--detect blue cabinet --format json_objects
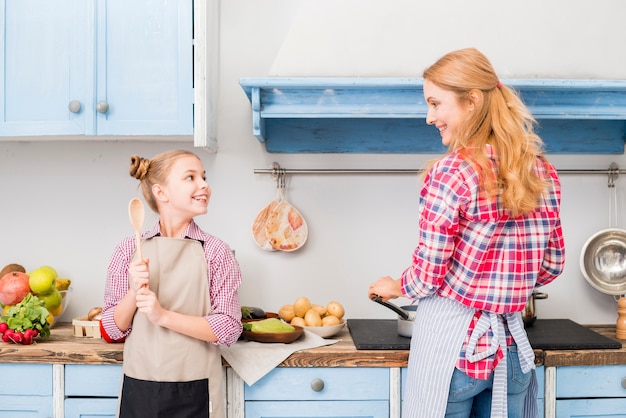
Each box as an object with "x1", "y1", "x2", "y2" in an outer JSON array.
[
  {"x1": 555, "y1": 365, "x2": 626, "y2": 417},
  {"x1": 0, "y1": 364, "x2": 53, "y2": 417},
  {"x1": 0, "y1": 0, "x2": 192, "y2": 137},
  {"x1": 64, "y1": 364, "x2": 122, "y2": 418},
  {"x1": 401, "y1": 366, "x2": 544, "y2": 417},
  {"x1": 245, "y1": 367, "x2": 390, "y2": 418}
]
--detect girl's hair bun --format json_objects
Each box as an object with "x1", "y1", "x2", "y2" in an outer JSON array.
[{"x1": 129, "y1": 155, "x2": 150, "y2": 180}]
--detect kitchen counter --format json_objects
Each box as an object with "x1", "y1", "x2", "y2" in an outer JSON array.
[{"x1": 0, "y1": 323, "x2": 624, "y2": 367}]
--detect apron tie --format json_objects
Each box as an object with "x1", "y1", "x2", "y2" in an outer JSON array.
[{"x1": 465, "y1": 311, "x2": 536, "y2": 418}]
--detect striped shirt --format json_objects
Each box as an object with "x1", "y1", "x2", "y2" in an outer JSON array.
[
  {"x1": 401, "y1": 145, "x2": 565, "y2": 379},
  {"x1": 100, "y1": 220, "x2": 242, "y2": 346}
]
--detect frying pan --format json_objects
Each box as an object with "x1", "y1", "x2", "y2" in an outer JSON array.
[{"x1": 371, "y1": 295, "x2": 416, "y2": 337}]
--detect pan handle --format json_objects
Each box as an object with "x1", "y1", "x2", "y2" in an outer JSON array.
[{"x1": 370, "y1": 294, "x2": 409, "y2": 320}]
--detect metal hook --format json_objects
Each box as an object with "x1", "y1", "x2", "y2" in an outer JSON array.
[
  {"x1": 270, "y1": 162, "x2": 281, "y2": 182},
  {"x1": 608, "y1": 162, "x2": 619, "y2": 188}
]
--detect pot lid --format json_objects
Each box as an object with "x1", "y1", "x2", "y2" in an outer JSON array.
[{"x1": 580, "y1": 228, "x2": 626, "y2": 295}]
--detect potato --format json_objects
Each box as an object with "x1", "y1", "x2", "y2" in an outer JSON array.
[
  {"x1": 293, "y1": 296, "x2": 312, "y2": 318},
  {"x1": 278, "y1": 304, "x2": 295, "y2": 322},
  {"x1": 311, "y1": 304, "x2": 326, "y2": 317},
  {"x1": 304, "y1": 308, "x2": 322, "y2": 327},
  {"x1": 326, "y1": 301, "x2": 345, "y2": 320},
  {"x1": 322, "y1": 315, "x2": 341, "y2": 327},
  {"x1": 290, "y1": 316, "x2": 306, "y2": 327}
]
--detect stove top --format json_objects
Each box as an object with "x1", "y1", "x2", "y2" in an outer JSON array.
[{"x1": 348, "y1": 318, "x2": 622, "y2": 351}]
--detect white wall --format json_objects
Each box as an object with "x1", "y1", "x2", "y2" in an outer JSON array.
[{"x1": 2, "y1": 0, "x2": 626, "y2": 326}]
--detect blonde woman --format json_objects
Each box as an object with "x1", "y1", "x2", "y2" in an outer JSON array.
[{"x1": 369, "y1": 48, "x2": 565, "y2": 418}]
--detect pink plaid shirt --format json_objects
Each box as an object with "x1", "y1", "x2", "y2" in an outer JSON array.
[
  {"x1": 101, "y1": 220, "x2": 242, "y2": 346},
  {"x1": 401, "y1": 145, "x2": 565, "y2": 379}
]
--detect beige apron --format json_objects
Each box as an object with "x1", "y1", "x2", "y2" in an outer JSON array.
[{"x1": 121, "y1": 237, "x2": 224, "y2": 418}]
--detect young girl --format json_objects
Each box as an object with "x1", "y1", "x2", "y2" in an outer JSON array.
[
  {"x1": 368, "y1": 48, "x2": 565, "y2": 418},
  {"x1": 100, "y1": 149, "x2": 242, "y2": 418}
]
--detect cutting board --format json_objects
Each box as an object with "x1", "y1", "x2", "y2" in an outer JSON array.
[
  {"x1": 348, "y1": 319, "x2": 411, "y2": 350},
  {"x1": 348, "y1": 318, "x2": 622, "y2": 351},
  {"x1": 525, "y1": 319, "x2": 622, "y2": 350}
]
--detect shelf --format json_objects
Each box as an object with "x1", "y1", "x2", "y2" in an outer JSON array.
[{"x1": 240, "y1": 78, "x2": 626, "y2": 154}]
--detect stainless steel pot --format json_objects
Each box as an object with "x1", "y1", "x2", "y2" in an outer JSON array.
[
  {"x1": 523, "y1": 291, "x2": 547, "y2": 327},
  {"x1": 371, "y1": 295, "x2": 417, "y2": 337}
]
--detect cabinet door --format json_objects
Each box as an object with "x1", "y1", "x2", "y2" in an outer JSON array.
[
  {"x1": 94, "y1": 0, "x2": 193, "y2": 136},
  {"x1": 65, "y1": 364, "x2": 123, "y2": 397},
  {"x1": 0, "y1": 0, "x2": 92, "y2": 136},
  {"x1": 556, "y1": 398, "x2": 626, "y2": 417},
  {"x1": 246, "y1": 400, "x2": 389, "y2": 418},
  {"x1": 65, "y1": 398, "x2": 118, "y2": 418},
  {"x1": 0, "y1": 364, "x2": 53, "y2": 417},
  {"x1": 0, "y1": 397, "x2": 53, "y2": 418}
]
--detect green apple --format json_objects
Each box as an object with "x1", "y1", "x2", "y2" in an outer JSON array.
[
  {"x1": 29, "y1": 267, "x2": 57, "y2": 294},
  {"x1": 39, "y1": 289, "x2": 62, "y2": 311}
]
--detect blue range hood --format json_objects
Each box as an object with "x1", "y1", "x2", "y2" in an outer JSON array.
[{"x1": 240, "y1": 78, "x2": 626, "y2": 154}]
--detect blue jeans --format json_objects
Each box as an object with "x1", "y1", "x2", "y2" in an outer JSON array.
[{"x1": 445, "y1": 345, "x2": 532, "y2": 418}]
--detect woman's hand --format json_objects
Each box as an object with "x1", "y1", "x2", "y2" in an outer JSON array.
[
  {"x1": 135, "y1": 286, "x2": 165, "y2": 324},
  {"x1": 128, "y1": 257, "x2": 150, "y2": 294},
  {"x1": 368, "y1": 276, "x2": 403, "y2": 301}
]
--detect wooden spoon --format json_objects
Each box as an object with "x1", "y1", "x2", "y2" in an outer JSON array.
[{"x1": 128, "y1": 198, "x2": 145, "y2": 260}]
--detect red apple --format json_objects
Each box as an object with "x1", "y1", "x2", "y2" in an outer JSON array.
[{"x1": 0, "y1": 271, "x2": 31, "y2": 305}]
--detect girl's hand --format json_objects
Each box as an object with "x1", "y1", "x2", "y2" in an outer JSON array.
[
  {"x1": 135, "y1": 286, "x2": 165, "y2": 324},
  {"x1": 128, "y1": 257, "x2": 150, "y2": 294},
  {"x1": 368, "y1": 276, "x2": 402, "y2": 301}
]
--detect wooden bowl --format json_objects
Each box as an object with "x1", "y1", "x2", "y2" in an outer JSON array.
[
  {"x1": 241, "y1": 325, "x2": 304, "y2": 344},
  {"x1": 241, "y1": 312, "x2": 278, "y2": 323}
]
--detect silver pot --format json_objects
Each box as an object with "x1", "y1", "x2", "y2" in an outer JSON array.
[
  {"x1": 371, "y1": 296, "x2": 417, "y2": 337},
  {"x1": 523, "y1": 291, "x2": 547, "y2": 327}
]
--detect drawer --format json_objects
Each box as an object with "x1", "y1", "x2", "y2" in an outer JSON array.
[
  {"x1": 556, "y1": 365, "x2": 626, "y2": 398},
  {"x1": 245, "y1": 400, "x2": 390, "y2": 418},
  {"x1": 557, "y1": 398, "x2": 626, "y2": 417},
  {"x1": 0, "y1": 364, "x2": 52, "y2": 395},
  {"x1": 65, "y1": 364, "x2": 123, "y2": 397},
  {"x1": 65, "y1": 398, "x2": 119, "y2": 418},
  {"x1": 245, "y1": 368, "x2": 389, "y2": 401},
  {"x1": 401, "y1": 366, "x2": 544, "y2": 399}
]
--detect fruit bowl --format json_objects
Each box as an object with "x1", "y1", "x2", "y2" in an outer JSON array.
[
  {"x1": 242, "y1": 325, "x2": 304, "y2": 343},
  {"x1": 1, "y1": 288, "x2": 73, "y2": 328},
  {"x1": 303, "y1": 321, "x2": 346, "y2": 338},
  {"x1": 48, "y1": 288, "x2": 73, "y2": 327}
]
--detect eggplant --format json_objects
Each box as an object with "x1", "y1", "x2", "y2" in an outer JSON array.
[{"x1": 241, "y1": 306, "x2": 266, "y2": 319}]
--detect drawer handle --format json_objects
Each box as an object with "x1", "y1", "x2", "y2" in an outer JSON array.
[
  {"x1": 68, "y1": 100, "x2": 81, "y2": 113},
  {"x1": 310, "y1": 378, "x2": 325, "y2": 392},
  {"x1": 96, "y1": 100, "x2": 109, "y2": 114},
  {"x1": 622, "y1": 377, "x2": 626, "y2": 389}
]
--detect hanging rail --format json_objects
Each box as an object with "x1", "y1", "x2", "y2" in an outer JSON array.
[{"x1": 255, "y1": 162, "x2": 624, "y2": 178}]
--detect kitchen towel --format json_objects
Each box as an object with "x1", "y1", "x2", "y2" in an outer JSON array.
[{"x1": 219, "y1": 331, "x2": 339, "y2": 386}]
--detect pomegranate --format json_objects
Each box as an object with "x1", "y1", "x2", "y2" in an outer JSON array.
[{"x1": 0, "y1": 271, "x2": 31, "y2": 305}]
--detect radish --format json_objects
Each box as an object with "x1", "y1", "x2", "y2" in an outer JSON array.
[
  {"x1": 11, "y1": 331, "x2": 23, "y2": 344},
  {"x1": 2, "y1": 330, "x2": 13, "y2": 342},
  {"x1": 0, "y1": 322, "x2": 8, "y2": 334}
]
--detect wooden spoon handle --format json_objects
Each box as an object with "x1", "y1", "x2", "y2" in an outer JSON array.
[{"x1": 135, "y1": 231, "x2": 142, "y2": 260}]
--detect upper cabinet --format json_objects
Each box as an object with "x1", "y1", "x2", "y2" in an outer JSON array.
[
  {"x1": 0, "y1": 0, "x2": 193, "y2": 138},
  {"x1": 240, "y1": 78, "x2": 626, "y2": 154}
]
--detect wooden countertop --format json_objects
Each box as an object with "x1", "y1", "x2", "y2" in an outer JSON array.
[{"x1": 0, "y1": 323, "x2": 624, "y2": 368}]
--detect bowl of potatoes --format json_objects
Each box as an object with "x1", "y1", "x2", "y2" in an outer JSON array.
[{"x1": 279, "y1": 297, "x2": 346, "y2": 338}]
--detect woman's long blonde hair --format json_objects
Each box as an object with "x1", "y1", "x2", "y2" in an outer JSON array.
[{"x1": 423, "y1": 48, "x2": 548, "y2": 218}]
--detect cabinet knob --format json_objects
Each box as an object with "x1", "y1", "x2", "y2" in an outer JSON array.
[
  {"x1": 310, "y1": 378, "x2": 324, "y2": 392},
  {"x1": 622, "y1": 377, "x2": 626, "y2": 389},
  {"x1": 68, "y1": 100, "x2": 81, "y2": 113},
  {"x1": 96, "y1": 101, "x2": 109, "y2": 114}
]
